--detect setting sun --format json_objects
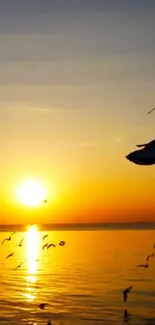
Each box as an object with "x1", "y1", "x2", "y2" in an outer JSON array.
[{"x1": 17, "y1": 180, "x2": 47, "y2": 207}]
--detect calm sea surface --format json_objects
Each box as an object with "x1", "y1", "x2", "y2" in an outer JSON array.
[{"x1": 0, "y1": 225, "x2": 155, "y2": 325}]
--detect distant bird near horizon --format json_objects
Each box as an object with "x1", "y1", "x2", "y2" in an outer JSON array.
[
  {"x1": 6, "y1": 252, "x2": 14, "y2": 259},
  {"x1": 146, "y1": 253, "x2": 154, "y2": 261},
  {"x1": 18, "y1": 238, "x2": 24, "y2": 247},
  {"x1": 15, "y1": 263, "x2": 23, "y2": 270},
  {"x1": 42, "y1": 235, "x2": 48, "y2": 241},
  {"x1": 122, "y1": 286, "x2": 133, "y2": 302},
  {"x1": 136, "y1": 263, "x2": 148, "y2": 268},
  {"x1": 39, "y1": 303, "x2": 49, "y2": 310},
  {"x1": 146, "y1": 108, "x2": 155, "y2": 115},
  {"x1": 126, "y1": 139, "x2": 155, "y2": 166}
]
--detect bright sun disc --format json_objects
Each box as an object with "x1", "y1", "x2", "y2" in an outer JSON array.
[{"x1": 17, "y1": 180, "x2": 47, "y2": 207}]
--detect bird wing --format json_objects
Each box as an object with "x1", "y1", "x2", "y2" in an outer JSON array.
[
  {"x1": 137, "y1": 264, "x2": 144, "y2": 267},
  {"x1": 147, "y1": 108, "x2": 155, "y2": 115},
  {"x1": 1, "y1": 238, "x2": 6, "y2": 244},
  {"x1": 6, "y1": 253, "x2": 13, "y2": 259},
  {"x1": 19, "y1": 238, "x2": 24, "y2": 245},
  {"x1": 127, "y1": 286, "x2": 132, "y2": 291},
  {"x1": 136, "y1": 143, "x2": 147, "y2": 148}
]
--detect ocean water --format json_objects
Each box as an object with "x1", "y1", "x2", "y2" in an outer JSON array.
[{"x1": 0, "y1": 225, "x2": 155, "y2": 325}]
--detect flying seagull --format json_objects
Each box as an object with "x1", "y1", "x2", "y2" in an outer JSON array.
[
  {"x1": 126, "y1": 139, "x2": 155, "y2": 166},
  {"x1": 136, "y1": 263, "x2": 148, "y2": 268},
  {"x1": 15, "y1": 263, "x2": 23, "y2": 270},
  {"x1": 6, "y1": 252, "x2": 14, "y2": 259},
  {"x1": 18, "y1": 238, "x2": 24, "y2": 247},
  {"x1": 146, "y1": 108, "x2": 155, "y2": 115},
  {"x1": 146, "y1": 253, "x2": 154, "y2": 261},
  {"x1": 39, "y1": 303, "x2": 49, "y2": 310},
  {"x1": 2, "y1": 236, "x2": 12, "y2": 244},
  {"x1": 122, "y1": 286, "x2": 133, "y2": 302}
]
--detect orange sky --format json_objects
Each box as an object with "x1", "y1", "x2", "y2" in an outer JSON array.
[{"x1": 0, "y1": 1, "x2": 155, "y2": 224}]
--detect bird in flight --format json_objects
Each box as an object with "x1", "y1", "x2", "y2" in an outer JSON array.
[
  {"x1": 122, "y1": 286, "x2": 133, "y2": 302},
  {"x1": 18, "y1": 238, "x2": 24, "y2": 247},
  {"x1": 59, "y1": 241, "x2": 65, "y2": 246},
  {"x1": 146, "y1": 108, "x2": 155, "y2": 115},
  {"x1": 42, "y1": 243, "x2": 48, "y2": 250},
  {"x1": 47, "y1": 243, "x2": 56, "y2": 249},
  {"x1": 1, "y1": 232, "x2": 16, "y2": 244},
  {"x1": 136, "y1": 263, "x2": 148, "y2": 268},
  {"x1": 146, "y1": 253, "x2": 154, "y2": 261},
  {"x1": 6, "y1": 252, "x2": 14, "y2": 259},
  {"x1": 42, "y1": 235, "x2": 48, "y2": 241},
  {"x1": 39, "y1": 303, "x2": 49, "y2": 310},
  {"x1": 15, "y1": 263, "x2": 23, "y2": 270}
]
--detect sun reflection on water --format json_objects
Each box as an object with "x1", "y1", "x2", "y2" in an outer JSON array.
[
  {"x1": 25, "y1": 225, "x2": 40, "y2": 302},
  {"x1": 26, "y1": 225, "x2": 40, "y2": 274}
]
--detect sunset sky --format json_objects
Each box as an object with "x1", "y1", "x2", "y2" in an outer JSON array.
[{"x1": 0, "y1": 0, "x2": 155, "y2": 224}]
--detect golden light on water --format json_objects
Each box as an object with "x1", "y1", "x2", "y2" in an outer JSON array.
[
  {"x1": 26, "y1": 225, "x2": 39, "y2": 274},
  {"x1": 24, "y1": 225, "x2": 40, "y2": 302}
]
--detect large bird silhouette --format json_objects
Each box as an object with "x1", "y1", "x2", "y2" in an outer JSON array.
[{"x1": 126, "y1": 139, "x2": 155, "y2": 166}]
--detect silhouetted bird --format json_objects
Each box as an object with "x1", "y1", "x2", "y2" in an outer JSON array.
[
  {"x1": 122, "y1": 286, "x2": 132, "y2": 302},
  {"x1": 15, "y1": 263, "x2": 23, "y2": 270},
  {"x1": 42, "y1": 235, "x2": 48, "y2": 241},
  {"x1": 59, "y1": 241, "x2": 65, "y2": 246},
  {"x1": 146, "y1": 253, "x2": 154, "y2": 261},
  {"x1": 147, "y1": 108, "x2": 155, "y2": 115},
  {"x1": 126, "y1": 139, "x2": 155, "y2": 166},
  {"x1": 39, "y1": 303, "x2": 49, "y2": 309},
  {"x1": 1, "y1": 232, "x2": 16, "y2": 244},
  {"x1": 42, "y1": 243, "x2": 48, "y2": 250},
  {"x1": 2, "y1": 236, "x2": 11, "y2": 244},
  {"x1": 6, "y1": 252, "x2": 14, "y2": 259},
  {"x1": 47, "y1": 244, "x2": 56, "y2": 249},
  {"x1": 18, "y1": 238, "x2": 24, "y2": 247},
  {"x1": 136, "y1": 263, "x2": 148, "y2": 268},
  {"x1": 44, "y1": 200, "x2": 47, "y2": 203}
]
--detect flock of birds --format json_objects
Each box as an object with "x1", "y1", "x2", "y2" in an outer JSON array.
[
  {"x1": 126, "y1": 108, "x2": 155, "y2": 166},
  {"x1": 122, "y1": 240, "x2": 155, "y2": 323},
  {"x1": 123, "y1": 108, "x2": 155, "y2": 323},
  {"x1": 1, "y1": 107, "x2": 155, "y2": 325},
  {"x1": 1, "y1": 230, "x2": 65, "y2": 325}
]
